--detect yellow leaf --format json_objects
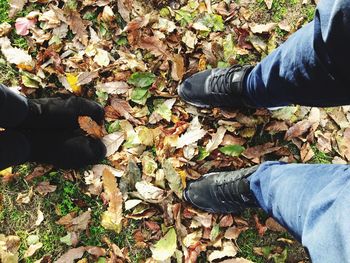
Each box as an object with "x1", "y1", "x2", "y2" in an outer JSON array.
[
  {"x1": 101, "y1": 169, "x2": 123, "y2": 233},
  {"x1": 0, "y1": 167, "x2": 12, "y2": 176},
  {"x1": 66, "y1": 73, "x2": 81, "y2": 94}
]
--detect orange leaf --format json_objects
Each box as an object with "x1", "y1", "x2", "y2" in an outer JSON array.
[{"x1": 78, "y1": 116, "x2": 105, "y2": 139}]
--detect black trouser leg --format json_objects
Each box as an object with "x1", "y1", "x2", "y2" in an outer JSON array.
[{"x1": 0, "y1": 130, "x2": 30, "y2": 170}]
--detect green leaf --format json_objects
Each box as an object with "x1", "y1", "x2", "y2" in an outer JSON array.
[
  {"x1": 175, "y1": 10, "x2": 194, "y2": 27},
  {"x1": 151, "y1": 228, "x2": 177, "y2": 261},
  {"x1": 163, "y1": 159, "x2": 183, "y2": 199},
  {"x1": 107, "y1": 120, "x2": 120, "y2": 133},
  {"x1": 210, "y1": 224, "x2": 220, "y2": 241},
  {"x1": 128, "y1": 72, "x2": 156, "y2": 88},
  {"x1": 219, "y1": 145, "x2": 245, "y2": 157},
  {"x1": 203, "y1": 14, "x2": 225, "y2": 32},
  {"x1": 131, "y1": 87, "x2": 151, "y2": 105},
  {"x1": 197, "y1": 146, "x2": 210, "y2": 161}
]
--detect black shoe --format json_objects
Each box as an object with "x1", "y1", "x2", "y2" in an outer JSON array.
[
  {"x1": 178, "y1": 65, "x2": 253, "y2": 108},
  {"x1": 18, "y1": 96, "x2": 105, "y2": 130},
  {"x1": 25, "y1": 130, "x2": 106, "y2": 169},
  {"x1": 183, "y1": 166, "x2": 259, "y2": 214}
]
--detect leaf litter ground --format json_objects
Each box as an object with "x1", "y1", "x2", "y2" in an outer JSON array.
[{"x1": 0, "y1": 0, "x2": 343, "y2": 262}]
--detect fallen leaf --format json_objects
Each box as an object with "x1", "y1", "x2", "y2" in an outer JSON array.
[
  {"x1": 9, "y1": 0, "x2": 27, "y2": 18},
  {"x1": 15, "y1": 17, "x2": 36, "y2": 36},
  {"x1": 206, "y1": 126, "x2": 226, "y2": 153},
  {"x1": 101, "y1": 169, "x2": 123, "y2": 233},
  {"x1": 24, "y1": 242, "x2": 42, "y2": 258},
  {"x1": 35, "y1": 181, "x2": 57, "y2": 195},
  {"x1": 265, "y1": 218, "x2": 286, "y2": 232},
  {"x1": 0, "y1": 37, "x2": 34, "y2": 66},
  {"x1": 250, "y1": 22, "x2": 276, "y2": 33},
  {"x1": 264, "y1": 0, "x2": 273, "y2": 9},
  {"x1": 78, "y1": 116, "x2": 105, "y2": 138},
  {"x1": 66, "y1": 10, "x2": 88, "y2": 45},
  {"x1": 176, "y1": 116, "x2": 207, "y2": 148},
  {"x1": 96, "y1": 81, "x2": 129, "y2": 94},
  {"x1": 171, "y1": 54, "x2": 185, "y2": 81},
  {"x1": 16, "y1": 187, "x2": 33, "y2": 204},
  {"x1": 135, "y1": 181, "x2": 166, "y2": 202},
  {"x1": 35, "y1": 209, "x2": 44, "y2": 226},
  {"x1": 285, "y1": 120, "x2": 312, "y2": 140},
  {"x1": 163, "y1": 159, "x2": 183, "y2": 199},
  {"x1": 208, "y1": 241, "x2": 238, "y2": 262},
  {"x1": 55, "y1": 246, "x2": 86, "y2": 263},
  {"x1": 102, "y1": 132, "x2": 125, "y2": 157},
  {"x1": 151, "y1": 227, "x2": 177, "y2": 261}
]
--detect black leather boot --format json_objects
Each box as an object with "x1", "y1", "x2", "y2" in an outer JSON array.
[
  {"x1": 178, "y1": 65, "x2": 254, "y2": 108},
  {"x1": 18, "y1": 96, "x2": 104, "y2": 130},
  {"x1": 183, "y1": 166, "x2": 259, "y2": 214}
]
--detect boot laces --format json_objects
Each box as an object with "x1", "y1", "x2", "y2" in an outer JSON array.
[
  {"x1": 214, "y1": 180, "x2": 242, "y2": 209},
  {"x1": 211, "y1": 66, "x2": 239, "y2": 94}
]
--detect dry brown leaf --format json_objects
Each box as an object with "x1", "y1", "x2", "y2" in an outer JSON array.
[
  {"x1": 101, "y1": 168, "x2": 123, "y2": 233},
  {"x1": 254, "y1": 214, "x2": 267, "y2": 236},
  {"x1": 265, "y1": 121, "x2": 289, "y2": 134},
  {"x1": 265, "y1": 217, "x2": 286, "y2": 232},
  {"x1": 25, "y1": 165, "x2": 53, "y2": 181},
  {"x1": 250, "y1": 22, "x2": 277, "y2": 33},
  {"x1": 300, "y1": 142, "x2": 314, "y2": 163},
  {"x1": 9, "y1": 0, "x2": 27, "y2": 17},
  {"x1": 117, "y1": 0, "x2": 132, "y2": 22},
  {"x1": 171, "y1": 54, "x2": 185, "y2": 81},
  {"x1": 111, "y1": 97, "x2": 141, "y2": 125},
  {"x1": 285, "y1": 120, "x2": 312, "y2": 140},
  {"x1": 137, "y1": 36, "x2": 169, "y2": 57},
  {"x1": 78, "y1": 116, "x2": 105, "y2": 138},
  {"x1": 224, "y1": 226, "x2": 248, "y2": 240},
  {"x1": 16, "y1": 187, "x2": 33, "y2": 204},
  {"x1": 57, "y1": 211, "x2": 91, "y2": 232},
  {"x1": 35, "y1": 181, "x2": 57, "y2": 196},
  {"x1": 242, "y1": 142, "x2": 280, "y2": 160},
  {"x1": 66, "y1": 10, "x2": 88, "y2": 45},
  {"x1": 55, "y1": 246, "x2": 86, "y2": 263}
]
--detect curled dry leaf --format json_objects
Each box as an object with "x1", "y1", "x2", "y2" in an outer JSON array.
[
  {"x1": 208, "y1": 241, "x2": 238, "y2": 262},
  {"x1": 78, "y1": 116, "x2": 105, "y2": 138}
]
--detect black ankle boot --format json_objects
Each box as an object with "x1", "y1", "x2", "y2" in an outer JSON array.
[
  {"x1": 18, "y1": 96, "x2": 104, "y2": 130},
  {"x1": 178, "y1": 65, "x2": 254, "y2": 108},
  {"x1": 24, "y1": 130, "x2": 106, "y2": 169},
  {"x1": 183, "y1": 166, "x2": 259, "y2": 214}
]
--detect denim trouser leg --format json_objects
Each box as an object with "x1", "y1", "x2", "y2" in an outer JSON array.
[
  {"x1": 0, "y1": 84, "x2": 28, "y2": 127},
  {"x1": 244, "y1": 0, "x2": 350, "y2": 107},
  {"x1": 249, "y1": 161, "x2": 350, "y2": 263}
]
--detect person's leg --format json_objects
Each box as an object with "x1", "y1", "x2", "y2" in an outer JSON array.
[
  {"x1": 0, "y1": 84, "x2": 104, "y2": 129},
  {"x1": 245, "y1": 0, "x2": 350, "y2": 107},
  {"x1": 0, "y1": 85, "x2": 29, "y2": 128},
  {"x1": 250, "y1": 161, "x2": 350, "y2": 262},
  {"x1": 0, "y1": 130, "x2": 30, "y2": 170}
]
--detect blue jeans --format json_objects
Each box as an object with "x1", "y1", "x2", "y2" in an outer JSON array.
[
  {"x1": 249, "y1": 162, "x2": 350, "y2": 263},
  {"x1": 244, "y1": 1, "x2": 350, "y2": 261},
  {"x1": 244, "y1": 0, "x2": 350, "y2": 107}
]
